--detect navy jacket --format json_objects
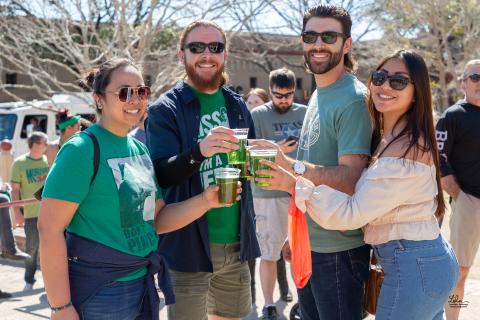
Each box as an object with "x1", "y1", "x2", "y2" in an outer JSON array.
[
  {"x1": 66, "y1": 233, "x2": 174, "y2": 320},
  {"x1": 146, "y1": 81, "x2": 260, "y2": 272}
]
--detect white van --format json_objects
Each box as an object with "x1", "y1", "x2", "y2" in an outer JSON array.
[{"x1": 0, "y1": 93, "x2": 96, "y2": 158}]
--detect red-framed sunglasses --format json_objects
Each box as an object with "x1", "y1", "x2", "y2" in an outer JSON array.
[{"x1": 106, "y1": 86, "x2": 151, "y2": 102}]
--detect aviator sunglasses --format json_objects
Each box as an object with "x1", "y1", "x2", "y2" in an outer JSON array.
[
  {"x1": 301, "y1": 31, "x2": 347, "y2": 44},
  {"x1": 183, "y1": 42, "x2": 225, "y2": 54},
  {"x1": 106, "y1": 86, "x2": 151, "y2": 102},
  {"x1": 371, "y1": 71, "x2": 414, "y2": 91},
  {"x1": 465, "y1": 73, "x2": 480, "y2": 83}
]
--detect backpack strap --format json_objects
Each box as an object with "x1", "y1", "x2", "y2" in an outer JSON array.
[
  {"x1": 80, "y1": 130, "x2": 100, "y2": 186},
  {"x1": 33, "y1": 130, "x2": 100, "y2": 201}
]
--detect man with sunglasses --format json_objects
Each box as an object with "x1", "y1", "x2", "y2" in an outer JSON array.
[
  {"x1": 253, "y1": 4, "x2": 372, "y2": 320},
  {"x1": 146, "y1": 20, "x2": 260, "y2": 320},
  {"x1": 249, "y1": 67, "x2": 306, "y2": 319},
  {"x1": 436, "y1": 59, "x2": 480, "y2": 320}
]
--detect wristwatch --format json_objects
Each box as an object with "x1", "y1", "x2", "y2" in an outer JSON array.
[{"x1": 293, "y1": 161, "x2": 306, "y2": 176}]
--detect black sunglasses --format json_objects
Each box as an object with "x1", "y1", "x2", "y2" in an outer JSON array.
[
  {"x1": 301, "y1": 31, "x2": 347, "y2": 44},
  {"x1": 183, "y1": 42, "x2": 225, "y2": 54},
  {"x1": 271, "y1": 91, "x2": 294, "y2": 99},
  {"x1": 371, "y1": 71, "x2": 414, "y2": 91},
  {"x1": 106, "y1": 86, "x2": 151, "y2": 102},
  {"x1": 465, "y1": 73, "x2": 480, "y2": 83}
]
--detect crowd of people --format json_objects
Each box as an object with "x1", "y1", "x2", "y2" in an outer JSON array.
[{"x1": 0, "y1": 3, "x2": 479, "y2": 320}]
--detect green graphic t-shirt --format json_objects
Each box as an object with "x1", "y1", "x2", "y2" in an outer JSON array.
[
  {"x1": 43, "y1": 124, "x2": 161, "y2": 281},
  {"x1": 192, "y1": 86, "x2": 240, "y2": 244},
  {"x1": 11, "y1": 155, "x2": 49, "y2": 218},
  {"x1": 297, "y1": 74, "x2": 372, "y2": 253}
]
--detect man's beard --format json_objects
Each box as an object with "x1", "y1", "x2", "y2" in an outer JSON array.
[
  {"x1": 185, "y1": 60, "x2": 224, "y2": 92},
  {"x1": 272, "y1": 101, "x2": 292, "y2": 114},
  {"x1": 304, "y1": 48, "x2": 343, "y2": 75}
]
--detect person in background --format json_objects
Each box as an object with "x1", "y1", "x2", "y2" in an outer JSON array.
[
  {"x1": 437, "y1": 59, "x2": 480, "y2": 320},
  {"x1": 38, "y1": 58, "x2": 240, "y2": 320},
  {"x1": 129, "y1": 112, "x2": 147, "y2": 144},
  {"x1": 251, "y1": 67, "x2": 306, "y2": 319},
  {"x1": 243, "y1": 86, "x2": 292, "y2": 307},
  {"x1": 45, "y1": 109, "x2": 85, "y2": 166},
  {"x1": 11, "y1": 131, "x2": 49, "y2": 291},
  {"x1": 0, "y1": 139, "x2": 14, "y2": 183},
  {"x1": 0, "y1": 139, "x2": 30, "y2": 261},
  {"x1": 245, "y1": 88, "x2": 269, "y2": 111}
]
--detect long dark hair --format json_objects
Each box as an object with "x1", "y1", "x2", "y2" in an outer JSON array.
[{"x1": 368, "y1": 49, "x2": 445, "y2": 219}]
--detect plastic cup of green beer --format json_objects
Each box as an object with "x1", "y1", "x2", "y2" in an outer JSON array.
[
  {"x1": 249, "y1": 148, "x2": 278, "y2": 187},
  {"x1": 227, "y1": 128, "x2": 249, "y2": 164},
  {"x1": 214, "y1": 168, "x2": 241, "y2": 206},
  {"x1": 231, "y1": 146, "x2": 252, "y2": 179}
]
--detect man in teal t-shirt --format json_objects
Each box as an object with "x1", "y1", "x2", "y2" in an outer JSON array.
[
  {"x1": 258, "y1": 5, "x2": 373, "y2": 319},
  {"x1": 11, "y1": 132, "x2": 49, "y2": 290}
]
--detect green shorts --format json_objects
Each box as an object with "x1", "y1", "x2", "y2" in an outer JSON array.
[{"x1": 167, "y1": 243, "x2": 252, "y2": 320}]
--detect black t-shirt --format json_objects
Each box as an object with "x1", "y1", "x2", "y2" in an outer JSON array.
[{"x1": 436, "y1": 101, "x2": 480, "y2": 198}]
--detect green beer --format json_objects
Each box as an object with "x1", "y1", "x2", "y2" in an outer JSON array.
[
  {"x1": 249, "y1": 149, "x2": 278, "y2": 187},
  {"x1": 232, "y1": 148, "x2": 252, "y2": 179},
  {"x1": 214, "y1": 168, "x2": 241, "y2": 206},
  {"x1": 227, "y1": 128, "x2": 249, "y2": 164}
]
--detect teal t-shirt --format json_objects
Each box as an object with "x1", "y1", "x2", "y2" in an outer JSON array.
[
  {"x1": 297, "y1": 74, "x2": 372, "y2": 253},
  {"x1": 43, "y1": 124, "x2": 161, "y2": 281},
  {"x1": 192, "y1": 87, "x2": 241, "y2": 244},
  {"x1": 251, "y1": 102, "x2": 307, "y2": 198}
]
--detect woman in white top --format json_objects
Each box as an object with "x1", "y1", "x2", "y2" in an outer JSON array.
[{"x1": 256, "y1": 50, "x2": 459, "y2": 319}]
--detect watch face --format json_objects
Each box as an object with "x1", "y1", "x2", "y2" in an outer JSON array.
[{"x1": 294, "y1": 161, "x2": 305, "y2": 175}]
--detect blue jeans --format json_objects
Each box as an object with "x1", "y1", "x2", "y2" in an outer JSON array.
[
  {"x1": 298, "y1": 244, "x2": 370, "y2": 320},
  {"x1": 0, "y1": 193, "x2": 16, "y2": 254},
  {"x1": 374, "y1": 235, "x2": 459, "y2": 320},
  {"x1": 24, "y1": 217, "x2": 39, "y2": 284},
  {"x1": 81, "y1": 276, "x2": 146, "y2": 320}
]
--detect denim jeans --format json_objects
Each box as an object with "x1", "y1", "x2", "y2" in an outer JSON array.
[
  {"x1": 24, "y1": 217, "x2": 39, "y2": 284},
  {"x1": 0, "y1": 193, "x2": 15, "y2": 253},
  {"x1": 297, "y1": 244, "x2": 370, "y2": 320},
  {"x1": 374, "y1": 235, "x2": 459, "y2": 320},
  {"x1": 81, "y1": 276, "x2": 146, "y2": 320}
]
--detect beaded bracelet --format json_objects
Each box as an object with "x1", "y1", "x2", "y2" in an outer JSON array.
[{"x1": 50, "y1": 301, "x2": 72, "y2": 313}]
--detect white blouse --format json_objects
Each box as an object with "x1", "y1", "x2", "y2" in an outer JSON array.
[{"x1": 295, "y1": 157, "x2": 440, "y2": 245}]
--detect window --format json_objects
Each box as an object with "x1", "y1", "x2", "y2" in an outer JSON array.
[
  {"x1": 5, "y1": 73, "x2": 17, "y2": 85},
  {"x1": 296, "y1": 78, "x2": 303, "y2": 90},
  {"x1": 21, "y1": 115, "x2": 47, "y2": 138},
  {"x1": 249, "y1": 77, "x2": 257, "y2": 88},
  {"x1": 0, "y1": 114, "x2": 17, "y2": 140}
]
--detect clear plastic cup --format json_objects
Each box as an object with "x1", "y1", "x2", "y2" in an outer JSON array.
[{"x1": 214, "y1": 167, "x2": 241, "y2": 206}]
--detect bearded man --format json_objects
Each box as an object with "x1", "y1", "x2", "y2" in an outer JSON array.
[
  {"x1": 254, "y1": 4, "x2": 373, "y2": 320},
  {"x1": 146, "y1": 19, "x2": 260, "y2": 320}
]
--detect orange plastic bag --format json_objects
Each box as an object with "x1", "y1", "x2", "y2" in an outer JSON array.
[{"x1": 288, "y1": 190, "x2": 312, "y2": 288}]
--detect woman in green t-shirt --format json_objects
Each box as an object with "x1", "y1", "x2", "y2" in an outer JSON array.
[{"x1": 37, "y1": 58, "x2": 241, "y2": 320}]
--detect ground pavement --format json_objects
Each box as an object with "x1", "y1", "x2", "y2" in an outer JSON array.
[{"x1": 1, "y1": 209, "x2": 480, "y2": 319}]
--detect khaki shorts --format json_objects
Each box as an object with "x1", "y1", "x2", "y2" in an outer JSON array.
[
  {"x1": 167, "y1": 243, "x2": 251, "y2": 320},
  {"x1": 254, "y1": 197, "x2": 289, "y2": 261},
  {"x1": 449, "y1": 190, "x2": 480, "y2": 267}
]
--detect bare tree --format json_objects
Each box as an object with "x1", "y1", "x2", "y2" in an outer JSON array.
[{"x1": 0, "y1": 0, "x2": 234, "y2": 101}]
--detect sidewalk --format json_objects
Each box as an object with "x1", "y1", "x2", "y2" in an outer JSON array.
[{"x1": 1, "y1": 209, "x2": 480, "y2": 319}]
